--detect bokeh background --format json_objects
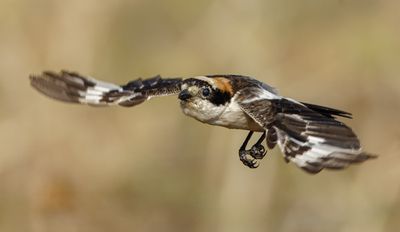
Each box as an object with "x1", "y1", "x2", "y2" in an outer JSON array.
[{"x1": 0, "y1": 0, "x2": 399, "y2": 231}]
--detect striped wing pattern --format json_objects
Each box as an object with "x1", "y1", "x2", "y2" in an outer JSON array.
[{"x1": 30, "y1": 70, "x2": 182, "y2": 107}]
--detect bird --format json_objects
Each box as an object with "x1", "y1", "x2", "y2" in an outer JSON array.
[{"x1": 29, "y1": 70, "x2": 376, "y2": 174}]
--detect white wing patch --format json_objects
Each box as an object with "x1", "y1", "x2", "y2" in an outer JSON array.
[
  {"x1": 240, "y1": 87, "x2": 281, "y2": 104},
  {"x1": 79, "y1": 82, "x2": 128, "y2": 105}
]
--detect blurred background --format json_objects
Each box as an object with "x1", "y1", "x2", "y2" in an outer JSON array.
[{"x1": 0, "y1": 0, "x2": 399, "y2": 231}]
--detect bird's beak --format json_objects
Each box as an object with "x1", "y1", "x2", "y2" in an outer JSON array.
[{"x1": 178, "y1": 89, "x2": 192, "y2": 101}]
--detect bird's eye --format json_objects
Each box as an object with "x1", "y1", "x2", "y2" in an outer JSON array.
[{"x1": 202, "y1": 87, "x2": 211, "y2": 97}]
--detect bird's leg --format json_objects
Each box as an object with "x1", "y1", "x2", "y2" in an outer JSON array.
[
  {"x1": 240, "y1": 131, "x2": 254, "y2": 151},
  {"x1": 239, "y1": 131, "x2": 260, "y2": 168},
  {"x1": 250, "y1": 131, "x2": 267, "y2": 159}
]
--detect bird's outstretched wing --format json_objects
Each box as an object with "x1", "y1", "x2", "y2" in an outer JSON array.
[
  {"x1": 30, "y1": 70, "x2": 182, "y2": 107},
  {"x1": 237, "y1": 86, "x2": 375, "y2": 174}
]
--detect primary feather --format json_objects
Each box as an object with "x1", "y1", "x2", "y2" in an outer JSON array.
[{"x1": 30, "y1": 70, "x2": 182, "y2": 107}]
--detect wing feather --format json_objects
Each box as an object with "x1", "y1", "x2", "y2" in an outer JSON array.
[
  {"x1": 237, "y1": 86, "x2": 375, "y2": 174},
  {"x1": 30, "y1": 70, "x2": 182, "y2": 107}
]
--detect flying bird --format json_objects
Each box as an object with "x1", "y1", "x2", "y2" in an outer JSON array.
[{"x1": 30, "y1": 70, "x2": 375, "y2": 173}]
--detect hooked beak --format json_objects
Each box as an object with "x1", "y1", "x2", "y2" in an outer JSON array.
[{"x1": 178, "y1": 89, "x2": 192, "y2": 101}]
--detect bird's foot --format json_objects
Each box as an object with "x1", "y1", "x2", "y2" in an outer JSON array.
[
  {"x1": 239, "y1": 144, "x2": 266, "y2": 169},
  {"x1": 238, "y1": 131, "x2": 268, "y2": 169},
  {"x1": 250, "y1": 144, "x2": 267, "y2": 159},
  {"x1": 239, "y1": 150, "x2": 260, "y2": 169}
]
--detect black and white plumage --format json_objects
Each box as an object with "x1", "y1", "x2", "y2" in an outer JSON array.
[
  {"x1": 30, "y1": 70, "x2": 375, "y2": 174},
  {"x1": 30, "y1": 71, "x2": 182, "y2": 107}
]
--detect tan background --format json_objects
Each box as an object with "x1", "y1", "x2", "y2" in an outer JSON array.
[{"x1": 0, "y1": 0, "x2": 399, "y2": 231}]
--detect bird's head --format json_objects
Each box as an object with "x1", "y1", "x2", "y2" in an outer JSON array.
[{"x1": 178, "y1": 76, "x2": 234, "y2": 122}]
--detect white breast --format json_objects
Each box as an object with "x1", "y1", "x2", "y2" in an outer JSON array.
[
  {"x1": 180, "y1": 96, "x2": 264, "y2": 132},
  {"x1": 208, "y1": 100, "x2": 264, "y2": 131}
]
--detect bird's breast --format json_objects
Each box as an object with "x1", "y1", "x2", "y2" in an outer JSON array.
[
  {"x1": 180, "y1": 99, "x2": 264, "y2": 131},
  {"x1": 208, "y1": 101, "x2": 264, "y2": 131}
]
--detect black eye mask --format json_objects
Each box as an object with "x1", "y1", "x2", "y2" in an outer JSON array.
[
  {"x1": 209, "y1": 88, "x2": 231, "y2": 106},
  {"x1": 182, "y1": 78, "x2": 231, "y2": 106}
]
